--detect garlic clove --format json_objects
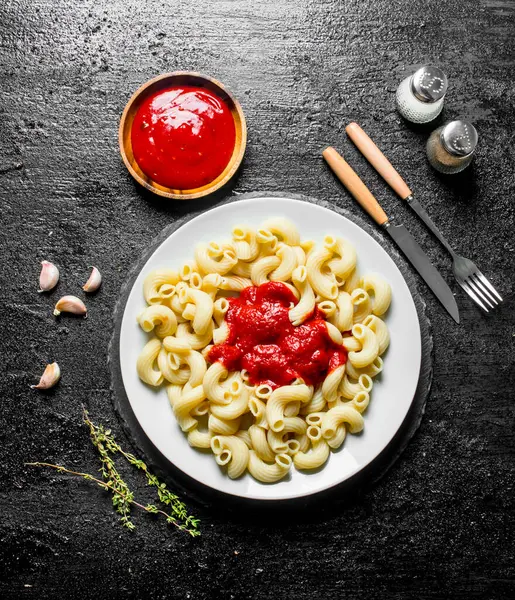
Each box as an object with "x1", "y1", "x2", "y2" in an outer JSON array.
[
  {"x1": 83, "y1": 266, "x2": 102, "y2": 293},
  {"x1": 53, "y1": 295, "x2": 87, "y2": 317},
  {"x1": 38, "y1": 260, "x2": 59, "y2": 292},
  {"x1": 31, "y1": 362, "x2": 61, "y2": 390}
]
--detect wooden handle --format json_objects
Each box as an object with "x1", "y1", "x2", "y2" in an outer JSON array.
[
  {"x1": 322, "y1": 147, "x2": 389, "y2": 226},
  {"x1": 346, "y1": 122, "x2": 412, "y2": 200}
]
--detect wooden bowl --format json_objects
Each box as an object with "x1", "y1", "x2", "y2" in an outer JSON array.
[{"x1": 119, "y1": 72, "x2": 247, "y2": 200}]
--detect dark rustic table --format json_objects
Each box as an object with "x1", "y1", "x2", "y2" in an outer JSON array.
[{"x1": 1, "y1": 1, "x2": 514, "y2": 598}]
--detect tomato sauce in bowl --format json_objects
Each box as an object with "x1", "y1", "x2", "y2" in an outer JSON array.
[{"x1": 131, "y1": 85, "x2": 236, "y2": 190}]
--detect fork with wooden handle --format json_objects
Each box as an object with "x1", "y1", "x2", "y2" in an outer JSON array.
[{"x1": 345, "y1": 122, "x2": 503, "y2": 313}]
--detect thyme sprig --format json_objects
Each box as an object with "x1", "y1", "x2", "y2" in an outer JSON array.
[
  {"x1": 25, "y1": 462, "x2": 183, "y2": 529},
  {"x1": 26, "y1": 410, "x2": 200, "y2": 537},
  {"x1": 83, "y1": 410, "x2": 200, "y2": 533}
]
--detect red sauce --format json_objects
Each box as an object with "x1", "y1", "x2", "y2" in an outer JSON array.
[
  {"x1": 208, "y1": 282, "x2": 347, "y2": 389},
  {"x1": 131, "y1": 86, "x2": 236, "y2": 190}
]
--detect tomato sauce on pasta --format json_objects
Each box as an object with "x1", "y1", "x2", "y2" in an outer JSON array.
[{"x1": 208, "y1": 282, "x2": 347, "y2": 388}]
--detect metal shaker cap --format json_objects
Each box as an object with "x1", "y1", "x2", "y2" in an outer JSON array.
[
  {"x1": 411, "y1": 66, "x2": 448, "y2": 103},
  {"x1": 441, "y1": 121, "x2": 478, "y2": 156}
]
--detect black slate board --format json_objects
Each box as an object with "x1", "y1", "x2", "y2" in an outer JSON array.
[{"x1": 109, "y1": 192, "x2": 433, "y2": 513}]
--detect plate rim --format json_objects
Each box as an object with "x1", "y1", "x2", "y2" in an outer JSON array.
[{"x1": 110, "y1": 193, "x2": 430, "y2": 502}]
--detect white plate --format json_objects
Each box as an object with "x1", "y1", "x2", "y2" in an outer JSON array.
[{"x1": 119, "y1": 197, "x2": 422, "y2": 500}]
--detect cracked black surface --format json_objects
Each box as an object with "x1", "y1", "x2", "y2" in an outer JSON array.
[{"x1": 1, "y1": 0, "x2": 514, "y2": 598}]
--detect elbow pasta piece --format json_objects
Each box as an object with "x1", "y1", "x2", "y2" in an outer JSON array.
[
  {"x1": 249, "y1": 425, "x2": 276, "y2": 462},
  {"x1": 210, "y1": 386, "x2": 249, "y2": 420},
  {"x1": 172, "y1": 383, "x2": 206, "y2": 432},
  {"x1": 306, "y1": 246, "x2": 338, "y2": 300},
  {"x1": 301, "y1": 239, "x2": 316, "y2": 256},
  {"x1": 289, "y1": 266, "x2": 316, "y2": 326},
  {"x1": 321, "y1": 405, "x2": 364, "y2": 438},
  {"x1": 281, "y1": 416, "x2": 308, "y2": 435},
  {"x1": 248, "y1": 451, "x2": 292, "y2": 483},
  {"x1": 322, "y1": 365, "x2": 346, "y2": 403},
  {"x1": 137, "y1": 338, "x2": 164, "y2": 386},
  {"x1": 362, "y1": 315, "x2": 390, "y2": 355},
  {"x1": 295, "y1": 433, "x2": 310, "y2": 453},
  {"x1": 162, "y1": 336, "x2": 191, "y2": 355},
  {"x1": 360, "y1": 274, "x2": 392, "y2": 316},
  {"x1": 169, "y1": 295, "x2": 188, "y2": 323},
  {"x1": 255, "y1": 384, "x2": 273, "y2": 400},
  {"x1": 249, "y1": 397, "x2": 268, "y2": 429},
  {"x1": 191, "y1": 400, "x2": 210, "y2": 417},
  {"x1": 325, "y1": 322, "x2": 343, "y2": 345},
  {"x1": 188, "y1": 427, "x2": 212, "y2": 449},
  {"x1": 341, "y1": 334, "x2": 362, "y2": 352},
  {"x1": 326, "y1": 425, "x2": 347, "y2": 449},
  {"x1": 219, "y1": 275, "x2": 252, "y2": 292},
  {"x1": 201, "y1": 272, "x2": 222, "y2": 298},
  {"x1": 300, "y1": 386, "x2": 326, "y2": 415},
  {"x1": 293, "y1": 439, "x2": 330, "y2": 470},
  {"x1": 351, "y1": 288, "x2": 372, "y2": 324},
  {"x1": 178, "y1": 350, "x2": 207, "y2": 388},
  {"x1": 260, "y1": 217, "x2": 301, "y2": 245},
  {"x1": 235, "y1": 429, "x2": 252, "y2": 449},
  {"x1": 267, "y1": 429, "x2": 289, "y2": 454},
  {"x1": 285, "y1": 438, "x2": 301, "y2": 456},
  {"x1": 266, "y1": 384, "x2": 313, "y2": 432},
  {"x1": 211, "y1": 435, "x2": 249, "y2": 479},
  {"x1": 339, "y1": 373, "x2": 373, "y2": 400},
  {"x1": 232, "y1": 226, "x2": 260, "y2": 262},
  {"x1": 270, "y1": 243, "x2": 297, "y2": 282},
  {"x1": 203, "y1": 362, "x2": 230, "y2": 404},
  {"x1": 208, "y1": 414, "x2": 241, "y2": 436},
  {"x1": 175, "y1": 321, "x2": 214, "y2": 350},
  {"x1": 179, "y1": 260, "x2": 199, "y2": 282},
  {"x1": 329, "y1": 291, "x2": 353, "y2": 332},
  {"x1": 255, "y1": 227, "x2": 278, "y2": 249},
  {"x1": 283, "y1": 401, "x2": 300, "y2": 417},
  {"x1": 318, "y1": 300, "x2": 336, "y2": 318},
  {"x1": 250, "y1": 255, "x2": 280, "y2": 286},
  {"x1": 348, "y1": 356, "x2": 384, "y2": 379},
  {"x1": 324, "y1": 236, "x2": 357, "y2": 283},
  {"x1": 143, "y1": 269, "x2": 180, "y2": 305},
  {"x1": 137, "y1": 304, "x2": 178, "y2": 338},
  {"x1": 166, "y1": 383, "x2": 182, "y2": 409},
  {"x1": 351, "y1": 390, "x2": 370, "y2": 413},
  {"x1": 348, "y1": 324, "x2": 379, "y2": 368},
  {"x1": 212, "y1": 320, "x2": 230, "y2": 345},
  {"x1": 292, "y1": 245, "x2": 306, "y2": 266},
  {"x1": 342, "y1": 268, "x2": 361, "y2": 294},
  {"x1": 182, "y1": 303, "x2": 196, "y2": 322},
  {"x1": 213, "y1": 297, "x2": 230, "y2": 325},
  {"x1": 194, "y1": 243, "x2": 237, "y2": 275},
  {"x1": 189, "y1": 272, "x2": 203, "y2": 290},
  {"x1": 231, "y1": 260, "x2": 253, "y2": 278},
  {"x1": 158, "y1": 349, "x2": 190, "y2": 384},
  {"x1": 178, "y1": 287, "x2": 214, "y2": 335}
]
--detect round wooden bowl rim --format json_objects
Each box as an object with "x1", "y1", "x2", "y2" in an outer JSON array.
[{"x1": 119, "y1": 72, "x2": 247, "y2": 200}]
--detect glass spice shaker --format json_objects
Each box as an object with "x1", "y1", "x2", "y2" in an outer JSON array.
[
  {"x1": 426, "y1": 120, "x2": 478, "y2": 174},
  {"x1": 395, "y1": 65, "x2": 448, "y2": 123}
]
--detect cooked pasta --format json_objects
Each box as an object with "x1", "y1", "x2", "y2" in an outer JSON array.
[
  {"x1": 136, "y1": 217, "x2": 391, "y2": 482},
  {"x1": 137, "y1": 304, "x2": 178, "y2": 338}
]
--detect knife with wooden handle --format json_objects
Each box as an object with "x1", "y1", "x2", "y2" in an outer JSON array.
[
  {"x1": 322, "y1": 146, "x2": 459, "y2": 323},
  {"x1": 345, "y1": 122, "x2": 457, "y2": 256}
]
